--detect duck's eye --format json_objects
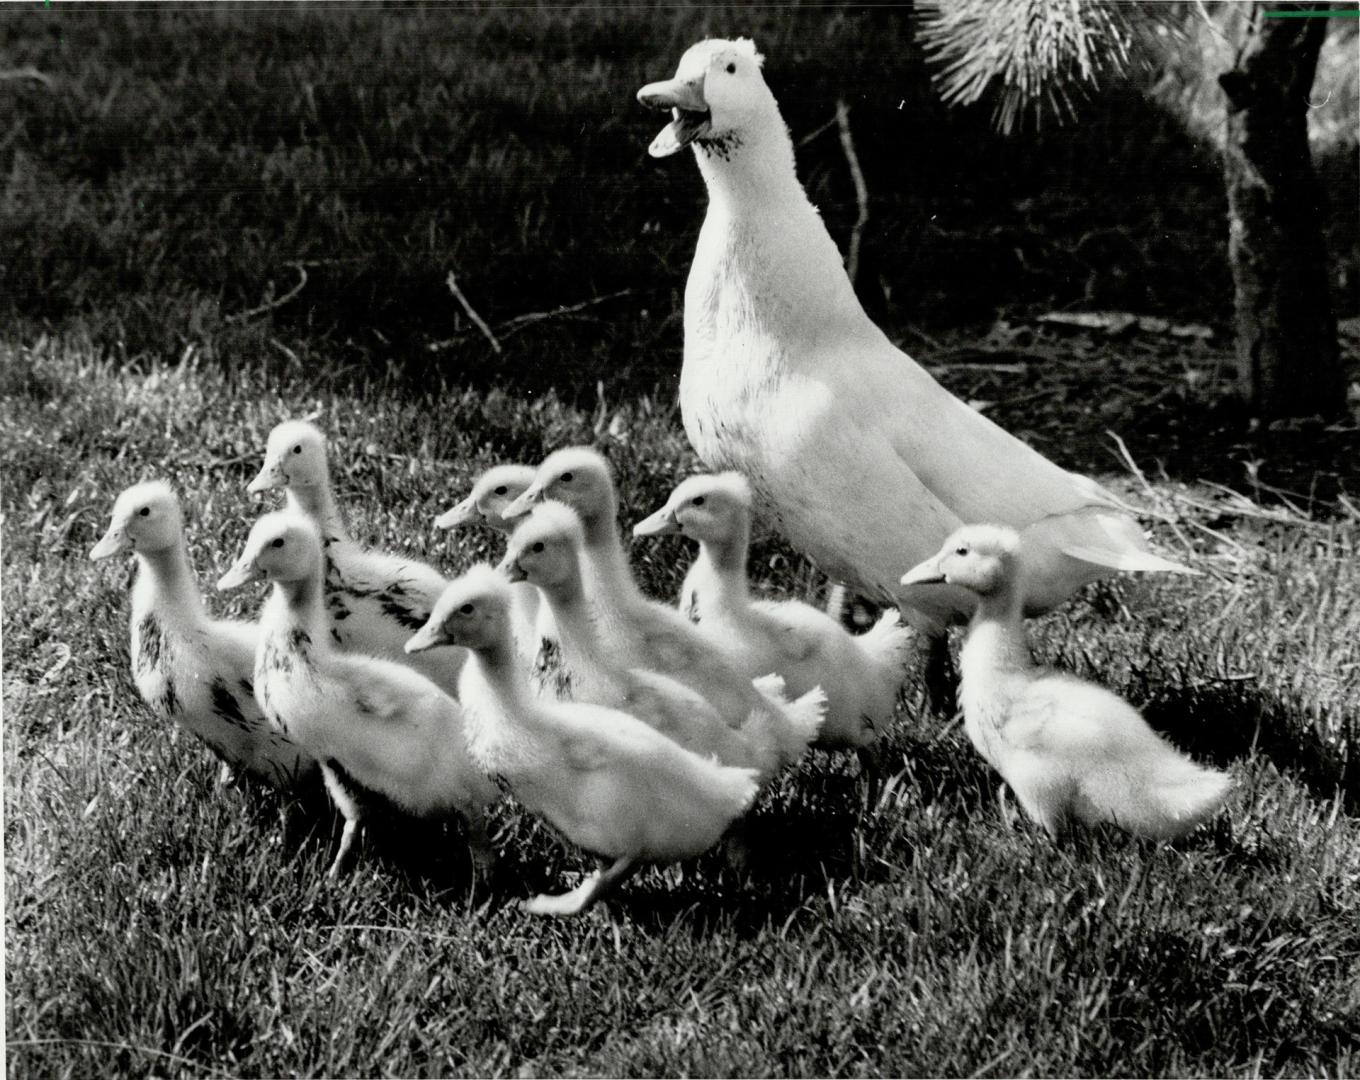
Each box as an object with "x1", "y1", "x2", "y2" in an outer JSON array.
[
  {"x1": 725, "y1": 62, "x2": 736, "y2": 74},
  {"x1": 494, "y1": 485, "x2": 507, "y2": 496},
  {"x1": 560, "y1": 472, "x2": 573, "y2": 483},
  {"x1": 954, "y1": 546, "x2": 969, "y2": 557},
  {"x1": 271, "y1": 537, "x2": 285, "y2": 549},
  {"x1": 532, "y1": 541, "x2": 545, "y2": 553},
  {"x1": 692, "y1": 496, "x2": 706, "y2": 507},
  {"x1": 138, "y1": 507, "x2": 151, "y2": 517},
  {"x1": 459, "y1": 603, "x2": 474, "y2": 615},
  {"x1": 292, "y1": 445, "x2": 302, "y2": 455}
]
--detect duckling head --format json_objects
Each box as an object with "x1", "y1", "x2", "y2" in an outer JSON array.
[
  {"x1": 217, "y1": 511, "x2": 321, "y2": 591},
  {"x1": 637, "y1": 38, "x2": 775, "y2": 159},
  {"x1": 436, "y1": 464, "x2": 537, "y2": 533},
  {"x1": 900, "y1": 525, "x2": 1022, "y2": 599},
  {"x1": 499, "y1": 501, "x2": 585, "y2": 591},
  {"x1": 248, "y1": 420, "x2": 329, "y2": 496},
  {"x1": 501, "y1": 447, "x2": 616, "y2": 529},
  {"x1": 634, "y1": 472, "x2": 751, "y2": 542},
  {"x1": 90, "y1": 480, "x2": 183, "y2": 560},
  {"x1": 406, "y1": 565, "x2": 511, "y2": 654}
]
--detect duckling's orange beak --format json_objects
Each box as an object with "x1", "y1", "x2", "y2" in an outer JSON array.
[
  {"x1": 435, "y1": 497, "x2": 477, "y2": 530},
  {"x1": 217, "y1": 554, "x2": 263, "y2": 591},
  {"x1": 900, "y1": 555, "x2": 946, "y2": 587},
  {"x1": 89, "y1": 523, "x2": 131, "y2": 561},
  {"x1": 404, "y1": 620, "x2": 450, "y2": 655},
  {"x1": 500, "y1": 486, "x2": 541, "y2": 521},
  {"x1": 247, "y1": 459, "x2": 285, "y2": 495},
  {"x1": 632, "y1": 505, "x2": 680, "y2": 538}
]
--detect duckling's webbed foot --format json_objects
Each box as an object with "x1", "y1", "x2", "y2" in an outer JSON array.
[{"x1": 522, "y1": 856, "x2": 639, "y2": 918}]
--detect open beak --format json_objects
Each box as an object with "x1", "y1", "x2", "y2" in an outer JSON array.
[
  {"x1": 89, "y1": 524, "x2": 131, "y2": 561},
  {"x1": 500, "y1": 486, "x2": 541, "y2": 521},
  {"x1": 246, "y1": 460, "x2": 284, "y2": 495},
  {"x1": 497, "y1": 555, "x2": 528, "y2": 584},
  {"x1": 632, "y1": 505, "x2": 679, "y2": 538},
  {"x1": 435, "y1": 497, "x2": 477, "y2": 530},
  {"x1": 636, "y1": 76, "x2": 711, "y2": 158},
  {"x1": 404, "y1": 620, "x2": 449, "y2": 655},
  {"x1": 900, "y1": 556, "x2": 947, "y2": 588},
  {"x1": 217, "y1": 554, "x2": 263, "y2": 592}
]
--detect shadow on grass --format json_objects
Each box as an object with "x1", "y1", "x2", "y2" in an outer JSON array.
[{"x1": 1143, "y1": 681, "x2": 1358, "y2": 814}]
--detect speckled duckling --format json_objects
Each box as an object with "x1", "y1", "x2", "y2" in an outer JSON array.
[
  {"x1": 247, "y1": 420, "x2": 464, "y2": 698},
  {"x1": 219, "y1": 511, "x2": 498, "y2": 878},
  {"x1": 91, "y1": 481, "x2": 315, "y2": 789}
]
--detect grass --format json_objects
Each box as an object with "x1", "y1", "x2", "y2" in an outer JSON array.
[{"x1": 4, "y1": 339, "x2": 1360, "y2": 1078}]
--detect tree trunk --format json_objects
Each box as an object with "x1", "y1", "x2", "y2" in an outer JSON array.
[{"x1": 1219, "y1": 5, "x2": 1342, "y2": 420}]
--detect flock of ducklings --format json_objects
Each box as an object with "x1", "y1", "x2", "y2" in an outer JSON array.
[{"x1": 90, "y1": 419, "x2": 1232, "y2": 917}]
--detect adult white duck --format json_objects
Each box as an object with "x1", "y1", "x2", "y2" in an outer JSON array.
[
  {"x1": 247, "y1": 420, "x2": 464, "y2": 697},
  {"x1": 636, "y1": 40, "x2": 1191, "y2": 659}
]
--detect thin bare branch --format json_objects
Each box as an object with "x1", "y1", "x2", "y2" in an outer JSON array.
[
  {"x1": 444, "y1": 271, "x2": 502, "y2": 354},
  {"x1": 835, "y1": 99, "x2": 869, "y2": 287},
  {"x1": 224, "y1": 262, "x2": 308, "y2": 324}
]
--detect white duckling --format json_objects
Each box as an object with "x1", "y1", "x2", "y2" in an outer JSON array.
[
  {"x1": 218, "y1": 512, "x2": 497, "y2": 878},
  {"x1": 434, "y1": 463, "x2": 560, "y2": 695},
  {"x1": 501, "y1": 501, "x2": 814, "y2": 778},
  {"x1": 90, "y1": 481, "x2": 315, "y2": 789},
  {"x1": 637, "y1": 40, "x2": 1192, "y2": 692},
  {"x1": 503, "y1": 447, "x2": 823, "y2": 767},
  {"x1": 634, "y1": 472, "x2": 913, "y2": 753},
  {"x1": 901, "y1": 526, "x2": 1231, "y2": 839},
  {"x1": 246, "y1": 420, "x2": 464, "y2": 698},
  {"x1": 404, "y1": 565, "x2": 759, "y2": 917}
]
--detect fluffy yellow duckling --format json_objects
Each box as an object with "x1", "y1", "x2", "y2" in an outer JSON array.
[
  {"x1": 501, "y1": 501, "x2": 818, "y2": 778},
  {"x1": 504, "y1": 447, "x2": 823, "y2": 768},
  {"x1": 247, "y1": 420, "x2": 464, "y2": 697},
  {"x1": 218, "y1": 512, "x2": 497, "y2": 877},
  {"x1": 91, "y1": 481, "x2": 315, "y2": 789},
  {"x1": 405, "y1": 565, "x2": 759, "y2": 917},
  {"x1": 434, "y1": 463, "x2": 559, "y2": 694},
  {"x1": 902, "y1": 526, "x2": 1231, "y2": 839},
  {"x1": 634, "y1": 472, "x2": 913, "y2": 752}
]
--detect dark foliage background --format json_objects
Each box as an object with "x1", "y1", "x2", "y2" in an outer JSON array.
[{"x1": 4, "y1": 2, "x2": 1354, "y2": 401}]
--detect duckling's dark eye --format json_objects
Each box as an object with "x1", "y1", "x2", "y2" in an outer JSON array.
[
  {"x1": 532, "y1": 541, "x2": 545, "y2": 553},
  {"x1": 271, "y1": 537, "x2": 285, "y2": 548},
  {"x1": 292, "y1": 445, "x2": 302, "y2": 455},
  {"x1": 138, "y1": 507, "x2": 151, "y2": 517},
  {"x1": 726, "y1": 62, "x2": 736, "y2": 74},
  {"x1": 692, "y1": 496, "x2": 706, "y2": 507},
  {"x1": 459, "y1": 603, "x2": 474, "y2": 615},
  {"x1": 954, "y1": 546, "x2": 969, "y2": 557},
  {"x1": 560, "y1": 472, "x2": 573, "y2": 483},
  {"x1": 494, "y1": 485, "x2": 507, "y2": 496}
]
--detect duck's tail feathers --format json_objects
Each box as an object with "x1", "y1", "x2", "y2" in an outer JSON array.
[
  {"x1": 749, "y1": 674, "x2": 827, "y2": 770},
  {"x1": 1061, "y1": 543, "x2": 1199, "y2": 576},
  {"x1": 699, "y1": 761, "x2": 762, "y2": 819},
  {"x1": 857, "y1": 609, "x2": 915, "y2": 682},
  {"x1": 1078, "y1": 751, "x2": 1232, "y2": 839}
]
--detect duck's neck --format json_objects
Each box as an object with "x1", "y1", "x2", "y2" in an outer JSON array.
[
  {"x1": 694, "y1": 525, "x2": 751, "y2": 610},
  {"x1": 286, "y1": 482, "x2": 347, "y2": 542},
  {"x1": 134, "y1": 543, "x2": 205, "y2": 625},
  {"x1": 271, "y1": 570, "x2": 328, "y2": 647},
  {"x1": 961, "y1": 586, "x2": 1033, "y2": 678},
  {"x1": 537, "y1": 573, "x2": 591, "y2": 631},
  {"x1": 691, "y1": 113, "x2": 865, "y2": 329},
  {"x1": 581, "y1": 509, "x2": 641, "y2": 605}
]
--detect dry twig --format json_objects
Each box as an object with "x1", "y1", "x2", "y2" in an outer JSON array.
[
  {"x1": 444, "y1": 272, "x2": 502, "y2": 354},
  {"x1": 835, "y1": 99, "x2": 869, "y2": 287},
  {"x1": 224, "y1": 263, "x2": 308, "y2": 324}
]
